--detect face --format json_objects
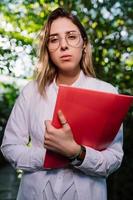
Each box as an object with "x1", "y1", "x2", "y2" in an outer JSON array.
[{"x1": 47, "y1": 17, "x2": 84, "y2": 74}]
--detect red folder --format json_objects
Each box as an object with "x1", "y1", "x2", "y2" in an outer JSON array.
[{"x1": 44, "y1": 86, "x2": 133, "y2": 168}]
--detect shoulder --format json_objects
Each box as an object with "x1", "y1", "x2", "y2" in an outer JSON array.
[
  {"x1": 21, "y1": 80, "x2": 38, "y2": 94},
  {"x1": 18, "y1": 80, "x2": 39, "y2": 102},
  {"x1": 84, "y1": 76, "x2": 118, "y2": 94}
]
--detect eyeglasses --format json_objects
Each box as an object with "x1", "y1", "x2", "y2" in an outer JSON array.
[{"x1": 47, "y1": 32, "x2": 81, "y2": 52}]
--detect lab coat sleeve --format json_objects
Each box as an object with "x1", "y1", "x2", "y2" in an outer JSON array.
[
  {"x1": 76, "y1": 125, "x2": 123, "y2": 177},
  {"x1": 1, "y1": 86, "x2": 45, "y2": 172}
]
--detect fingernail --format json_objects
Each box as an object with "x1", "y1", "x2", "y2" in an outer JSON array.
[{"x1": 58, "y1": 110, "x2": 62, "y2": 114}]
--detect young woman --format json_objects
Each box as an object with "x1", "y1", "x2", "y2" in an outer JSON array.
[{"x1": 1, "y1": 7, "x2": 123, "y2": 200}]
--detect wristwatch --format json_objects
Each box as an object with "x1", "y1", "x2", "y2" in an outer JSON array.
[{"x1": 69, "y1": 145, "x2": 86, "y2": 166}]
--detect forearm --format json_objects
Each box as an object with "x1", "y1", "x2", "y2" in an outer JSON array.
[
  {"x1": 1, "y1": 144, "x2": 45, "y2": 171},
  {"x1": 75, "y1": 128, "x2": 123, "y2": 177},
  {"x1": 76, "y1": 145, "x2": 123, "y2": 177}
]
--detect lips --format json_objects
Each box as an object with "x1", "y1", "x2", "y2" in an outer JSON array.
[{"x1": 60, "y1": 54, "x2": 72, "y2": 60}]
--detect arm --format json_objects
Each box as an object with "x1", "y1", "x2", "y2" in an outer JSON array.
[
  {"x1": 75, "y1": 125, "x2": 123, "y2": 177},
  {"x1": 1, "y1": 86, "x2": 45, "y2": 172}
]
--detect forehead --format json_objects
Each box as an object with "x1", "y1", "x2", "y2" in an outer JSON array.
[{"x1": 49, "y1": 17, "x2": 79, "y2": 35}]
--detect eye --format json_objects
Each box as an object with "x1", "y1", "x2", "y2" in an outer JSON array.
[
  {"x1": 67, "y1": 34, "x2": 78, "y2": 40},
  {"x1": 49, "y1": 36, "x2": 59, "y2": 43}
]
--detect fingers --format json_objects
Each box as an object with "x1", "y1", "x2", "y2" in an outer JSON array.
[
  {"x1": 58, "y1": 110, "x2": 70, "y2": 128},
  {"x1": 45, "y1": 120, "x2": 55, "y2": 132},
  {"x1": 45, "y1": 120, "x2": 51, "y2": 129},
  {"x1": 44, "y1": 121, "x2": 54, "y2": 146}
]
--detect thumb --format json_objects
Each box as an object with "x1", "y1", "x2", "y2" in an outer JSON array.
[
  {"x1": 58, "y1": 110, "x2": 70, "y2": 128},
  {"x1": 58, "y1": 110, "x2": 67, "y2": 124}
]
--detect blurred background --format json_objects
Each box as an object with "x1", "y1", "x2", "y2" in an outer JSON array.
[{"x1": 0, "y1": 0, "x2": 133, "y2": 199}]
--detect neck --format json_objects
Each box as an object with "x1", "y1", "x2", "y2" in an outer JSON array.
[{"x1": 56, "y1": 68, "x2": 81, "y2": 86}]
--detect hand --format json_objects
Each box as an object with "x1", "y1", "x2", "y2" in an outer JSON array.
[{"x1": 44, "y1": 110, "x2": 81, "y2": 158}]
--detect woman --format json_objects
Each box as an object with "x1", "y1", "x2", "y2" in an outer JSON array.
[{"x1": 1, "y1": 7, "x2": 123, "y2": 200}]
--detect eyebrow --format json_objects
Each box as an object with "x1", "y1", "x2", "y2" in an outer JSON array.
[{"x1": 49, "y1": 30, "x2": 78, "y2": 37}]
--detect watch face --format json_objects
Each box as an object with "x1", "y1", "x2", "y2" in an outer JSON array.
[
  {"x1": 70, "y1": 146, "x2": 86, "y2": 166},
  {"x1": 71, "y1": 158, "x2": 82, "y2": 166}
]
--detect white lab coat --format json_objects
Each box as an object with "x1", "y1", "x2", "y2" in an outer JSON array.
[{"x1": 1, "y1": 71, "x2": 123, "y2": 200}]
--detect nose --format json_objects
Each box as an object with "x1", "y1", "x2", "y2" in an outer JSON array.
[{"x1": 60, "y1": 37, "x2": 68, "y2": 50}]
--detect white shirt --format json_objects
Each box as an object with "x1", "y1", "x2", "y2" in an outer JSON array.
[{"x1": 1, "y1": 71, "x2": 123, "y2": 200}]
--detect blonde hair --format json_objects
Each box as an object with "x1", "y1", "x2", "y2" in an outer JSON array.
[{"x1": 35, "y1": 7, "x2": 96, "y2": 96}]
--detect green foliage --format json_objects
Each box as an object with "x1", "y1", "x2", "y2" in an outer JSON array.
[{"x1": 0, "y1": 0, "x2": 132, "y2": 93}]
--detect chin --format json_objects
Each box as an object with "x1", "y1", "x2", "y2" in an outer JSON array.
[{"x1": 59, "y1": 63, "x2": 79, "y2": 71}]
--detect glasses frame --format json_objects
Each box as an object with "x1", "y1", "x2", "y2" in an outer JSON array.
[{"x1": 47, "y1": 32, "x2": 82, "y2": 52}]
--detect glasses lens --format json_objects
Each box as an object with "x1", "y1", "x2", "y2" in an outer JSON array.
[
  {"x1": 47, "y1": 32, "x2": 81, "y2": 52},
  {"x1": 66, "y1": 33, "x2": 80, "y2": 48},
  {"x1": 48, "y1": 35, "x2": 59, "y2": 52}
]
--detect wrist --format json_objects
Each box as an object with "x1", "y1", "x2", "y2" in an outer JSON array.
[
  {"x1": 69, "y1": 145, "x2": 86, "y2": 166},
  {"x1": 68, "y1": 144, "x2": 81, "y2": 159}
]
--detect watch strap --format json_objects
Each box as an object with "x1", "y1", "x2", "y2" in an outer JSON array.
[{"x1": 69, "y1": 145, "x2": 86, "y2": 166}]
